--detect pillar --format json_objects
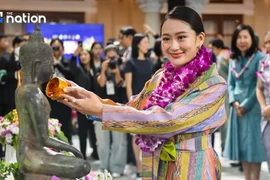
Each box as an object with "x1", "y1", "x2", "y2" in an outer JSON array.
[
  {"x1": 185, "y1": 0, "x2": 209, "y2": 15},
  {"x1": 136, "y1": 0, "x2": 166, "y2": 45}
]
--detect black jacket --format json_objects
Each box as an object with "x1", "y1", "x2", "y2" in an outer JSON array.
[
  {"x1": 1, "y1": 53, "x2": 21, "y2": 112},
  {"x1": 0, "y1": 52, "x2": 12, "y2": 105},
  {"x1": 42, "y1": 56, "x2": 74, "y2": 135},
  {"x1": 69, "y1": 55, "x2": 98, "y2": 93}
]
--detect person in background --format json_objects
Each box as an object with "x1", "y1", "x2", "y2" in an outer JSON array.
[
  {"x1": 0, "y1": 33, "x2": 10, "y2": 158},
  {"x1": 43, "y1": 38, "x2": 73, "y2": 143},
  {"x1": 0, "y1": 33, "x2": 11, "y2": 114},
  {"x1": 91, "y1": 42, "x2": 104, "y2": 70},
  {"x1": 124, "y1": 34, "x2": 153, "y2": 179},
  {"x1": 119, "y1": 26, "x2": 136, "y2": 61},
  {"x1": 224, "y1": 24, "x2": 266, "y2": 180},
  {"x1": 152, "y1": 38, "x2": 165, "y2": 74},
  {"x1": 1, "y1": 36, "x2": 24, "y2": 113},
  {"x1": 143, "y1": 24, "x2": 163, "y2": 62},
  {"x1": 23, "y1": 33, "x2": 31, "y2": 42},
  {"x1": 95, "y1": 44, "x2": 127, "y2": 178},
  {"x1": 69, "y1": 45, "x2": 99, "y2": 160},
  {"x1": 264, "y1": 31, "x2": 270, "y2": 54},
  {"x1": 256, "y1": 30, "x2": 270, "y2": 173},
  {"x1": 208, "y1": 39, "x2": 217, "y2": 63},
  {"x1": 118, "y1": 27, "x2": 137, "y2": 172},
  {"x1": 211, "y1": 39, "x2": 230, "y2": 154}
]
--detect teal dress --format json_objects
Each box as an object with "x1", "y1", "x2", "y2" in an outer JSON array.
[{"x1": 224, "y1": 51, "x2": 266, "y2": 162}]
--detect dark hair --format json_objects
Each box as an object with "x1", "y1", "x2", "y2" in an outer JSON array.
[
  {"x1": 211, "y1": 39, "x2": 224, "y2": 49},
  {"x1": 106, "y1": 38, "x2": 116, "y2": 46},
  {"x1": 153, "y1": 38, "x2": 162, "y2": 57},
  {"x1": 50, "y1": 38, "x2": 64, "y2": 49},
  {"x1": 79, "y1": 50, "x2": 95, "y2": 72},
  {"x1": 91, "y1": 42, "x2": 103, "y2": 51},
  {"x1": 131, "y1": 34, "x2": 148, "y2": 59},
  {"x1": 208, "y1": 39, "x2": 215, "y2": 45},
  {"x1": 12, "y1": 36, "x2": 24, "y2": 47},
  {"x1": 231, "y1": 24, "x2": 258, "y2": 59},
  {"x1": 0, "y1": 33, "x2": 7, "y2": 40},
  {"x1": 120, "y1": 26, "x2": 136, "y2": 36},
  {"x1": 160, "y1": 6, "x2": 204, "y2": 35},
  {"x1": 104, "y1": 44, "x2": 118, "y2": 56}
]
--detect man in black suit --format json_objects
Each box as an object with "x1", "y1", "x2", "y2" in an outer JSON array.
[
  {"x1": 0, "y1": 33, "x2": 10, "y2": 157},
  {"x1": 1, "y1": 36, "x2": 24, "y2": 114}
]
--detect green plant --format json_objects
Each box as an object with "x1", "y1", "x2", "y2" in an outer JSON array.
[{"x1": 0, "y1": 160, "x2": 24, "y2": 180}]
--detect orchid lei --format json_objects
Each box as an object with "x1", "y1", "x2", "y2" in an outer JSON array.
[
  {"x1": 231, "y1": 53, "x2": 255, "y2": 80},
  {"x1": 256, "y1": 54, "x2": 270, "y2": 84},
  {"x1": 135, "y1": 46, "x2": 213, "y2": 153}
]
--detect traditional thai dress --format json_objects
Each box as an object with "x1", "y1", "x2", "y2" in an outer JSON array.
[
  {"x1": 101, "y1": 64, "x2": 227, "y2": 180},
  {"x1": 224, "y1": 51, "x2": 266, "y2": 162},
  {"x1": 257, "y1": 54, "x2": 270, "y2": 172}
]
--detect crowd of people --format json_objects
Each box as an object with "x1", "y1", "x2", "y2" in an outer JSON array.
[{"x1": 0, "y1": 6, "x2": 270, "y2": 180}]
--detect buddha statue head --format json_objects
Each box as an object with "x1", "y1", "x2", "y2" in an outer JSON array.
[{"x1": 19, "y1": 23, "x2": 54, "y2": 84}]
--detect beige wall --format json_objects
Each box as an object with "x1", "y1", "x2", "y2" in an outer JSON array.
[
  {"x1": 96, "y1": 0, "x2": 144, "y2": 44},
  {"x1": 1, "y1": 0, "x2": 269, "y2": 48},
  {"x1": 244, "y1": 0, "x2": 270, "y2": 47}
]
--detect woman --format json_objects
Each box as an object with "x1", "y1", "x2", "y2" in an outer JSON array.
[
  {"x1": 69, "y1": 46, "x2": 98, "y2": 160},
  {"x1": 124, "y1": 33, "x2": 153, "y2": 178},
  {"x1": 256, "y1": 31, "x2": 270, "y2": 173},
  {"x1": 152, "y1": 38, "x2": 165, "y2": 74},
  {"x1": 211, "y1": 39, "x2": 230, "y2": 151},
  {"x1": 224, "y1": 25, "x2": 266, "y2": 180},
  {"x1": 60, "y1": 6, "x2": 227, "y2": 179},
  {"x1": 264, "y1": 31, "x2": 270, "y2": 54},
  {"x1": 91, "y1": 42, "x2": 104, "y2": 69}
]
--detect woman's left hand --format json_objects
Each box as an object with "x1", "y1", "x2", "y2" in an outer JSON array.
[
  {"x1": 238, "y1": 106, "x2": 246, "y2": 117},
  {"x1": 58, "y1": 87, "x2": 103, "y2": 117}
]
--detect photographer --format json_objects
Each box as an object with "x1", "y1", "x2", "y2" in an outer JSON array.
[
  {"x1": 42, "y1": 38, "x2": 73, "y2": 144},
  {"x1": 95, "y1": 44, "x2": 126, "y2": 178},
  {"x1": 97, "y1": 45, "x2": 123, "y2": 102}
]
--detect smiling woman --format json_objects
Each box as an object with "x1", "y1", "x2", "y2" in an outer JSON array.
[
  {"x1": 59, "y1": 6, "x2": 227, "y2": 180},
  {"x1": 161, "y1": 10, "x2": 205, "y2": 68}
]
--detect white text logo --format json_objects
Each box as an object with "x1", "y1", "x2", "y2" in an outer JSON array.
[{"x1": 3, "y1": 12, "x2": 46, "y2": 23}]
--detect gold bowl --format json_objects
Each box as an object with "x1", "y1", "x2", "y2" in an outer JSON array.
[{"x1": 46, "y1": 77, "x2": 68, "y2": 99}]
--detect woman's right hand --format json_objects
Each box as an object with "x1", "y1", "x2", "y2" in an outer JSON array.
[
  {"x1": 101, "y1": 60, "x2": 109, "y2": 71},
  {"x1": 233, "y1": 101, "x2": 240, "y2": 109},
  {"x1": 73, "y1": 46, "x2": 83, "y2": 56},
  {"x1": 233, "y1": 101, "x2": 243, "y2": 117},
  {"x1": 262, "y1": 106, "x2": 270, "y2": 121}
]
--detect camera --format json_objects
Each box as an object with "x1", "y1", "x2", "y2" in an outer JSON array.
[
  {"x1": 52, "y1": 46, "x2": 60, "y2": 51},
  {"x1": 78, "y1": 40, "x2": 83, "y2": 47},
  {"x1": 108, "y1": 56, "x2": 122, "y2": 69}
]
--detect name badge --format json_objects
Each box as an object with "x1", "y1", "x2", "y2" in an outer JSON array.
[{"x1": 106, "y1": 81, "x2": 115, "y2": 95}]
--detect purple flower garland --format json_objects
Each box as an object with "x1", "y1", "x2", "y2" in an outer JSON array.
[{"x1": 135, "y1": 46, "x2": 213, "y2": 153}]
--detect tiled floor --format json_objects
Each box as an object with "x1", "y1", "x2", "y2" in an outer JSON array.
[{"x1": 72, "y1": 132, "x2": 270, "y2": 180}]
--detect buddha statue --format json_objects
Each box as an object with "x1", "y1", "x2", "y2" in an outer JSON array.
[{"x1": 15, "y1": 23, "x2": 91, "y2": 180}]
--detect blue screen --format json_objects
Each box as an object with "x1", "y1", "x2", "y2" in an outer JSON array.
[{"x1": 25, "y1": 23, "x2": 104, "y2": 59}]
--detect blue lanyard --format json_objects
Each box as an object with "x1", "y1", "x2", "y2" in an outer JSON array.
[{"x1": 88, "y1": 115, "x2": 102, "y2": 122}]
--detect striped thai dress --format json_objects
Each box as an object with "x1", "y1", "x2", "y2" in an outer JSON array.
[{"x1": 101, "y1": 64, "x2": 227, "y2": 180}]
